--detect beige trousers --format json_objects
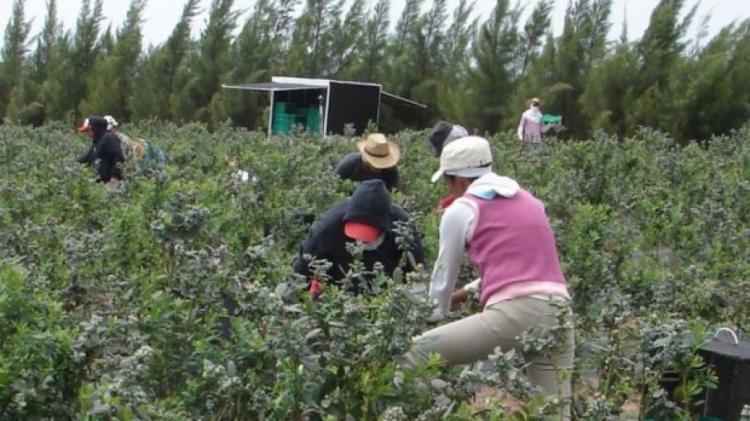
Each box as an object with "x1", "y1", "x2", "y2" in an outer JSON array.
[{"x1": 405, "y1": 296, "x2": 575, "y2": 418}]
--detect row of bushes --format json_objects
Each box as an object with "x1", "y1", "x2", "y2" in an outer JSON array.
[{"x1": 0, "y1": 122, "x2": 747, "y2": 418}]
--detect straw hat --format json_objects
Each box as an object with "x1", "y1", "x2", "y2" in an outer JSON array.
[{"x1": 357, "y1": 133, "x2": 400, "y2": 169}]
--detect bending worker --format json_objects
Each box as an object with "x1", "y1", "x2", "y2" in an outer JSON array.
[
  {"x1": 427, "y1": 121, "x2": 469, "y2": 211},
  {"x1": 293, "y1": 179, "x2": 425, "y2": 295},
  {"x1": 336, "y1": 133, "x2": 400, "y2": 191},
  {"x1": 405, "y1": 136, "x2": 574, "y2": 418},
  {"x1": 77, "y1": 116, "x2": 125, "y2": 184}
]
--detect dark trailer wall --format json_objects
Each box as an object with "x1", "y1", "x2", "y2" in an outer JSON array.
[{"x1": 326, "y1": 82, "x2": 381, "y2": 135}]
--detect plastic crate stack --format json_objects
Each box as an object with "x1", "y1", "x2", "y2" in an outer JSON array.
[
  {"x1": 272, "y1": 102, "x2": 298, "y2": 135},
  {"x1": 272, "y1": 102, "x2": 322, "y2": 135}
]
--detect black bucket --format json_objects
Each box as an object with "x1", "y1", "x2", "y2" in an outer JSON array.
[{"x1": 694, "y1": 329, "x2": 750, "y2": 421}]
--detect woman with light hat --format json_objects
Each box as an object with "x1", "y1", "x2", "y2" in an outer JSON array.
[
  {"x1": 517, "y1": 97, "x2": 554, "y2": 148},
  {"x1": 335, "y1": 133, "x2": 400, "y2": 191},
  {"x1": 405, "y1": 136, "x2": 574, "y2": 418}
]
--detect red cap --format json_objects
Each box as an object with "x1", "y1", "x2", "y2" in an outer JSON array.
[
  {"x1": 344, "y1": 221, "x2": 382, "y2": 243},
  {"x1": 76, "y1": 118, "x2": 91, "y2": 133}
]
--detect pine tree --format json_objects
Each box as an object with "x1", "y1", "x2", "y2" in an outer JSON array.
[
  {"x1": 579, "y1": 42, "x2": 639, "y2": 136},
  {"x1": 32, "y1": 0, "x2": 62, "y2": 85},
  {"x1": 0, "y1": 0, "x2": 31, "y2": 122},
  {"x1": 519, "y1": 0, "x2": 552, "y2": 77},
  {"x1": 631, "y1": 0, "x2": 697, "y2": 131},
  {"x1": 80, "y1": 0, "x2": 146, "y2": 120},
  {"x1": 668, "y1": 20, "x2": 750, "y2": 141},
  {"x1": 327, "y1": 0, "x2": 365, "y2": 77},
  {"x1": 129, "y1": 0, "x2": 199, "y2": 121},
  {"x1": 393, "y1": 0, "x2": 423, "y2": 55},
  {"x1": 7, "y1": 0, "x2": 56, "y2": 125},
  {"x1": 29, "y1": 0, "x2": 69, "y2": 123},
  {"x1": 407, "y1": 0, "x2": 449, "y2": 115},
  {"x1": 44, "y1": 0, "x2": 104, "y2": 121},
  {"x1": 637, "y1": 0, "x2": 696, "y2": 90},
  {"x1": 386, "y1": 0, "x2": 426, "y2": 96},
  {"x1": 287, "y1": 0, "x2": 338, "y2": 76},
  {"x1": 172, "y1": 0, "x2": 237, "y2": 124},
  {"x1": 468, "y1": 0, "x2": 520, "y2": 132},
  {"x1": 212, "y1": 0, "x2": 295, "y2": 127},
  {"x1": 348, "y1": 0, "x2": 390, "y2": 82},
  {"x1": 436, "y1": 0, "x2": 476, "y2": 124}
]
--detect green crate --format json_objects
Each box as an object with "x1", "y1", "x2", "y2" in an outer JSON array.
[
  {"x1": 274, "y1": 102, "x2": 297, "y2": 114},
  {"x1": 543, "y1": 114, "x2": 563, "y2": 124},
  {"x1": 272, "y1": 115, "x2": 297, "y2": 135},
  {"x1": 305, "y1": 108, "x2": 321, "y2": 134}
]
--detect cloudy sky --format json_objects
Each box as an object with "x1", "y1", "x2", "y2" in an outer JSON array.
[{"x1": 1, "y1": 0, "x2": 748, "y2": 49}]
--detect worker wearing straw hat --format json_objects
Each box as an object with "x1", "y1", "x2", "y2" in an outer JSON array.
[{"x1": 335, "y1": 133, "x2": 400, "y2": 191}]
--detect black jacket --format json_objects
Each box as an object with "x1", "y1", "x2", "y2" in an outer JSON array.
[
  {"x1": 293, "y1": 180, "x2": 424, "y2": 294},
  {"x1": 78, "y1": 117, "x2": 124, "y2": 182},
  {"x1": 335, "y1": 152, "x2": 399, "y2": 191}
]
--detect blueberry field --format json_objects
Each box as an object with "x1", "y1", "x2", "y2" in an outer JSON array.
[{"x1": 0, "y1": 122, "x2": 748, "y2": 419}]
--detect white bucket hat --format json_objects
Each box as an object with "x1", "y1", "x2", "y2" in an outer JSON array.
[{"x1": 430, "y1": 136, "x2": 493, "y2": 183}]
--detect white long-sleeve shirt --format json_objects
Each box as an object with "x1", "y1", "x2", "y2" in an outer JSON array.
[
  {"x1": 429, "y1": 174, "x2": 520, "y2": 319},
  {"x1": 517, "y1": 107, "x2": 553, "y2": 144}
]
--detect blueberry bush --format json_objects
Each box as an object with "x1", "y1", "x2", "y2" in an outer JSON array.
[{"x1": 0, "y1": 122, "x2": 747, "y2": 419}]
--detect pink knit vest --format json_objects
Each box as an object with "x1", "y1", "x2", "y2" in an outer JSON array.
[{"x1": 464, "y1": 189, "x2": 566, "y2": 307}]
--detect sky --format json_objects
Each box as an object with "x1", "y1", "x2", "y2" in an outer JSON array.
[{"x1": 1, "y1": 0, "x2": 748, "y2": 50}]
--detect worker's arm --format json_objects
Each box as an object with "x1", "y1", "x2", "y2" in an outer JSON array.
[
  {"x1": 517, "y1": 113, "x2": 526, "y2": 141},
  {"x1": 78, "y1": 145, "x2": 96, "y2": 164},
  {"x1": 450, "y1": 278, "x2": 481, "y2": 309},
  {"x1": 428, "y1": 199, "x2": 475, "y2": 320},
  {"x1": 293, "y1": 230, "x2": 317, "y2": 279}
]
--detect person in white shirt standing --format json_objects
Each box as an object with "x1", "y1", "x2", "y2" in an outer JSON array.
[{"x1": 517, "y1": 97, "x2": 553, "y2": 149}]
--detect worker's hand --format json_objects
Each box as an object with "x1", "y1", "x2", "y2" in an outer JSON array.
[
  {"x1": 309, "y1": 279, "x2": 323, "y2": 299},
  {"x1": 450, "y1": 289, "x2": 470, "y2": 310}
]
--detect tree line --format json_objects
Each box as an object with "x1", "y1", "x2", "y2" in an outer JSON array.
[{"x1": 1, "y1": 0, "x2": 748, "y2": 142}]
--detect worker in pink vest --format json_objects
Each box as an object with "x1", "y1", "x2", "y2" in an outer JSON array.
[{"x1": 405, "y1": 136, "x2": 574, "y2": 418}]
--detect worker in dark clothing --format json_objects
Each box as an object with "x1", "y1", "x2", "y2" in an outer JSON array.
[
  {"x1": 293, "y1": 179, "x2": 425, "y2": 295},
  {"x1": 427, "y1": 121, "x2": 469, "y2": 211},
  {"x1": 428, "y1": 121, "x2": 468, "y2": 157},
  {"x1": 335, "y1": 133, "x2": 400, "y2": 191},
  {"x1": 77, "y1": 116, "x2": 125, "y2": 183}
]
